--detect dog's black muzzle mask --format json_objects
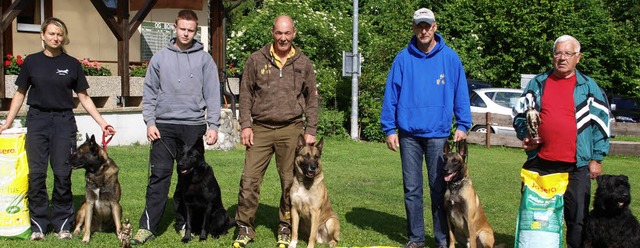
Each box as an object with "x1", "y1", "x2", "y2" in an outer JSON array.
[{"x1": 300, "y1": 160, "x2": 319, "y2": 179}]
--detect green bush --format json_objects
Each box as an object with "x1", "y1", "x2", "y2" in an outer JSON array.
[
  {"x1": 129, "y1": 62, "x2": 148, "y2": 77},
  {"x1": 362, "y1": 121, "x2": 385, "y2": 142},
  {"x1": 317, "y1": 109, "x2": 348, "y2": 138},
  {"x1": 3, "y1": 54, "x2": 25, "y2": 75},
  {"x1": 358, "y1": 91, "x2": 385, "y2": 142},
  {"x1": 79, "y1": 58, "x2": 112, "y2": 76}
]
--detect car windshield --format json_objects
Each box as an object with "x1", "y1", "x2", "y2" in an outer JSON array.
[
  {"x1": 493, "y1": 92, "x2": 521, "y2": 108},
  {"x1": 470, "y1": 91, "x2": 486, "y2": 107}
]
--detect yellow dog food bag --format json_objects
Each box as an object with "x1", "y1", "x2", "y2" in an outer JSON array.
[
  {"x1": 515, "y1": 168, "x2": 569, "y2": 248},
  {"x1": 0, "y1": 132, "x2": 30, "y2": 239}
]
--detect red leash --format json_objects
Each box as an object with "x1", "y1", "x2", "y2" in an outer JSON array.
[{"x1": 102, "y1": 125, "x2": 114, "y2": 152}]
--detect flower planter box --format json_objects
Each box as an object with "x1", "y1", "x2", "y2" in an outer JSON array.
[{"x1": 3, "y1": 75, "x2": 145, "y2": 111}]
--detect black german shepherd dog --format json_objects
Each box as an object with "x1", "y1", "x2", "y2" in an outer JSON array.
[{"x1": 176, "y1": 138, "x2": 234, "y2": 243}]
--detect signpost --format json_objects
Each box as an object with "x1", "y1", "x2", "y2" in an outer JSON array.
[{"x1": 343, "y1": 0, "x2": 362, "y2": 140}]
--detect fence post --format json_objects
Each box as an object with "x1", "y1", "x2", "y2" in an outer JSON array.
[{"x1": 485, "y1": 112, "x2": 491, "y2": 148}]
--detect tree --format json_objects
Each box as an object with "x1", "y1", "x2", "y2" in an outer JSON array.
[
  {"x1": 223, "y1": 0, "x2": 640, "y2": 141},
  {"x1": 437, "y1": 0, "x2": 640, "y2": 96}
]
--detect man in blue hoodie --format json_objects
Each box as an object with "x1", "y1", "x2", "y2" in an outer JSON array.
[
  {"x1": 380, "y1": 8, "x2": 471, "y2": 248},
  {"x1": 131, "y1": 9, "x2": 221, "y2": 245}
]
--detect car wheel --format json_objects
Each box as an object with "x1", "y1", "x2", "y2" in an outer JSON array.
[{"x1": 471, "y1": 125, "x2": 494, "y2": 133}]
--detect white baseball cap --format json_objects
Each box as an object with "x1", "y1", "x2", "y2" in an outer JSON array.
[{"x1": 413, "y1": 8, "x2": 435, "y2": 25}]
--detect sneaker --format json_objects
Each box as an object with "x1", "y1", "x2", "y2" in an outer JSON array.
[
  {"x1": 402, "y1": 241, "x2": 425, "y2": 248},
  {"x1": 130, "y1": 228, "x2": 155, "y2": 245},
  {"x1": 30, "y1": 231, "x2": 45, "y2": 241},
  {"x1": 54, "y1": 230, "x2": 72, "y2": 240},
  {"x1": 276, "y1": 227, "x2": 291, "y2": 248},
  {"x1": 232, "y1": 234, "x2": 252, "y2": 247}
]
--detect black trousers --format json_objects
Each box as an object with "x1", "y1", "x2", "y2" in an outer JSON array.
[
  {"x1": 25, "y1": 107, "x2": 77, "y2": 233},
  {"x1": 523, "y1": 156, "x2": 591, "y2": 248},
  {"x1": 137, "y1": 123, "x2": 206, "y2": 234}
]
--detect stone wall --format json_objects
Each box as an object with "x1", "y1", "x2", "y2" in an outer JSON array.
[
  {"x1": 2, "y1": 75, "x2": 145, "y2": 112},
  {"x1": 205, "y1": 109, "x2": 241, "y2": 151}
]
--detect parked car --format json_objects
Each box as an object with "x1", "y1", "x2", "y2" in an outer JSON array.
[
  {"x1": 467, "y1": 79, "x2": 492, "y2": 92},
  {"x1": 469, "y1": 88, "x2": 523, "y2": 135},
  {"x1": 609, "y1": 95, "x2": 640, "y2": 123}
]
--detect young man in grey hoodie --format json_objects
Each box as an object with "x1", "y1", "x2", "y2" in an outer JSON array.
[{"x1": 131, "y1": 9, "x2": 221, "y2": 245}]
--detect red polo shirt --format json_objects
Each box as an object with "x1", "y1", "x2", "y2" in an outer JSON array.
[{"x1": 538, "y1": 74, "x2": 577, "y2": 163}]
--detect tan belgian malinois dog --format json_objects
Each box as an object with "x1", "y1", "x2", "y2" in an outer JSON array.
[
  {"x1": 67, "y1": 134, "x2": 123, "y2": 243},
  {"x1": 443, "y1": 140, "x2": 495, "y2": 248},
  {"x1": 289, "y1": 135, "x2": 340, "y2": 248}
]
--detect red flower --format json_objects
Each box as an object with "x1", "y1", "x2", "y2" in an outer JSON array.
[
  {"x1": 4, "y1": 60, "x2": 10, "y2": 67},
  {"x1": 16, "y1": 55, "x2": 22, "y2": 60},
  {"x1": 6, "y1": 54, "x2": 12, "y2": 60},
  {"x1": 16, "y1": 59, "x2": 23, "y2": 66}
]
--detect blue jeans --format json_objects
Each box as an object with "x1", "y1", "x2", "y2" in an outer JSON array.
[{"x1": 399, "y1": 133, "x2": 448, "y2": 246}]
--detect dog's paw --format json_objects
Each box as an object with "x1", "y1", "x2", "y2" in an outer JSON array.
[{"x1": 181, "y1": 237, "x2": 191, "y2": 243}]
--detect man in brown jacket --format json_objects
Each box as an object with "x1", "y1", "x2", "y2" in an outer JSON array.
[{"x1": 232, "y1": 15, "x2": 319, "y2": 248}]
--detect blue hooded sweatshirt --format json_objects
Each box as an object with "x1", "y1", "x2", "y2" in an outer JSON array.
[
  {"x1": 142, "y1": 38, "x2": 220, "y2": 130},
  {"x1": 381, "y1": 33, "x2": 471, "y2": 138}
]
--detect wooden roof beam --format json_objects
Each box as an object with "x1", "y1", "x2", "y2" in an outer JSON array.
[
  {"x1": 128, "y1": 0, "x2": 157, "y2": 39},
  {"x1": 1, "y1": 0, "x2": 29, "y2": 31},
  {"x1": 90, "y1": 0, "x2": 123, "y2": 40}
]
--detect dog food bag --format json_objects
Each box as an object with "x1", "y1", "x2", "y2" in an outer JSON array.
[
  {"x1": 0, "y1": 132, "x2": 31, "y2": 239},
  {"x1": 515, "y1": 168, "x2": 568, "y2": 248}
]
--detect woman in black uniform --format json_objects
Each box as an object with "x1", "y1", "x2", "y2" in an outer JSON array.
[{"x1": 0, "y1": 17, "x2": 116, "y2": 241}]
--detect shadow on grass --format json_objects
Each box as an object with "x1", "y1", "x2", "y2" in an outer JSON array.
[
  {"x1": 346, "y1": 207, "x2": 406, "y2": 244},
  {"x1": 71, "y1": 194, "x2": 180, "y2": 236},
  {"x1": 225, "y1": 203, "x2": 283, "y2": 239},
  {"x1": 345, "y1": 207, "x2": 515, "y2": 247},
  {"x1": 494, "y1": 231, "x2": 514, "y2": 247}
]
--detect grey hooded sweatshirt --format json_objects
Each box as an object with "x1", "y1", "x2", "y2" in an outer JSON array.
[{"x1": 142, "y1": 38, "x2": 220, "y2": 130}]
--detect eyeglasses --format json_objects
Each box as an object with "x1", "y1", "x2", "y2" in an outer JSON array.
[{"x1": 553, "y1": 51, "x2": 579, "y2": 58}]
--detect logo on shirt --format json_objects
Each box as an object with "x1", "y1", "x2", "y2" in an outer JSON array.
[
  {"x1": 260, "y1": 64, "x2": 271, "y2": 75},
  {"x1": 56, "y1": 69, "x2": 69, "y2": 76},
  {"x1": 436, "y1": 74, "x2": 446, "y2": 85}
]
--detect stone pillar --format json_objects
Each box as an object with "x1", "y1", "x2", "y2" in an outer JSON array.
[{"x1": 205, "y1": 108, "x2": 240, "y2": 151}]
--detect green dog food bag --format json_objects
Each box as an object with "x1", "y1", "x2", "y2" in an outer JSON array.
[{"x1": 515, "y1": 168, "x2": 568, "y2": 248}]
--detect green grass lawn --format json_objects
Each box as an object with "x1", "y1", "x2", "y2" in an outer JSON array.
[
  {"x1": 612, "y1": 135, "x2": 640, "y2": 142},
  {"x1": 3, "y1": 138, "x2": 639, "y2": 247}
]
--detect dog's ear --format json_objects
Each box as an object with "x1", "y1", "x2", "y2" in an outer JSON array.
[
  {"x1": 316, "y1": 137, "x2": 324, "y2": 154},
  {"x1": 87, "y1": 134, "x2": 100, "y2": 152},
  {"x1": 443, "y1": 141, "x2": 451, "y2": 155},
  {"x1": 621, "y1": 175, "x2": 629, "y2": 183},
  {"x1": 596, "y1": 175, "x2": 605, "y2": 186},
  {"x1": 297, "y1": 134, "x2": 306, "y2": 150},
  {"x1": 457, "y1": 140, "x2": 468, "y2": 162},
  {"x1": 85, "y1": 133, "x2": 91, "y2": 142},
  {"x1": 194, "y1": 137, "x2": 205, "y2": 154}
]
